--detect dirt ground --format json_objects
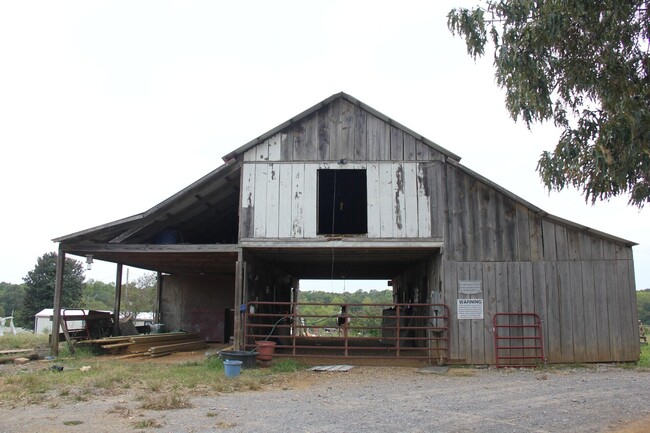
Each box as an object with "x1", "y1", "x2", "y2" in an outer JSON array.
[{"x1": 1, "y1": 357, "x2": 649, "y2": 433}]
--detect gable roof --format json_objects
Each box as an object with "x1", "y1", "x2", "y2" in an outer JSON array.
[
  {"x1": 222, "y1": 92, "x2": 462, "y2": 163},
  {"x1": 53, "y1": 92, "x2": 636, "y2": 250}
]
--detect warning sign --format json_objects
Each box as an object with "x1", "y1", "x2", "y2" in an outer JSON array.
[{"x1": 457, "y1": 299, "x2": 484, "y2": 320}]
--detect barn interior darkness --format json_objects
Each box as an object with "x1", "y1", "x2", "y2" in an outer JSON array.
[{"x1": 317, "y1": 169, "x2": 368, "y2": 235}]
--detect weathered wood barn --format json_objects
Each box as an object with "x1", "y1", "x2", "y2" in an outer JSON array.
[{"x1": 52, "y1": 92, "x2": 640, "y2": 364}]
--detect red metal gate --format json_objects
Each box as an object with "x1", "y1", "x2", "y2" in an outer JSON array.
[
  {"x1": 493, "y1": 312, "x2": 545, "y2": 368},
  {"x1": 244, "y1": 302, "x2": 449, "y2": 363}
]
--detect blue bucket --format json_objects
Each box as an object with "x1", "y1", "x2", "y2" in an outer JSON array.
[{"x1": 223, "y1": 360, "x2": 242, "y2": 378}]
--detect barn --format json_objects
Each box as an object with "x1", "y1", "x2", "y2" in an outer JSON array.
[{"x1": 52, "y1": 92, "x2": 640, "y2": 364}]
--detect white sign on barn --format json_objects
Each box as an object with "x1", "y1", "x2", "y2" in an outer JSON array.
[{"x1": 457, "y1": 299, "x2": 484, "y2": 320}]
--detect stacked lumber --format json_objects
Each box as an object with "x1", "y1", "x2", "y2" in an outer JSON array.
[{"x1": 81, "y1": 332, "x2": 206, "y2": 358}]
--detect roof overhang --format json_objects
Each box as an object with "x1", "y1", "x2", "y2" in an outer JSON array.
[{"x1": 62, "y1": 243, "x2": 240, "y2": 276}]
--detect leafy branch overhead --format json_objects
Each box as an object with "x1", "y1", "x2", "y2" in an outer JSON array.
[{"x1": 448, "y1": 1, "x2": 650, "y2": 207}]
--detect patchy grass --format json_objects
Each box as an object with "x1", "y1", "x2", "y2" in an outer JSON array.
[
  {"x1": 0, "y1": 351, "x2": 309, "y2": 407},
  {"x1": 269, "y1": 358, "x2": 304, "y2": 373},
  {"x1": 639, "y1": 342, "x2": 650, "y2": 367},
  {"x1": 133, "y1": 419, "x2": 163, "y2": 429},
  {"x1": 447, "y1": 368, "x2": 477, "y2": 377},
  {"x1": 0, "y1": 333, "x2": 48, "y2": 350},
  {"x1": 62, "y1": 420, "x2": 83, "y2": 426},
  {"x1": 139, "y1": 392, "x2": 192, "y2": 410}
]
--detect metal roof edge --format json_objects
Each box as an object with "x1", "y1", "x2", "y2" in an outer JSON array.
[
  {"x1": 138, "y1": 158, "x2": 240, "y2": 220},
  {"x1": 52, "y1": 213, "x2": 145, "y2": 243},
  {"x1": 339, "y1": 93, "x2": 462, "y2": 162}
]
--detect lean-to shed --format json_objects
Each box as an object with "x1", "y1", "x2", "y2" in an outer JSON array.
[{"x1": 52, "y1": 92, "x2": 640, "y2": 363}]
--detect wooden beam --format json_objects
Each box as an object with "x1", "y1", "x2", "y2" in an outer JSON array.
[
  {"x1": 233, "y1": 251, "x2": 243, "y2": 350},
  {"x1": 61, "y1": 243, "x2": 241, "y2": 254},
  {"x1": 114, "y1": 264, "x2": 123, "y2": 335},
  {"x1": 50, "y1": 247, "x2": 65, "y2": 356},
  {"x1": 240, "y1": 239, "x2": 444, "y2": 249},
  {"x1": 155, "y1": 271, "x2": 162, "y2": 323}
]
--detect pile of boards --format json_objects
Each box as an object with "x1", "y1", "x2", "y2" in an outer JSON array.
[{"x1": 81, "y1": 332, "x2": 206, "y2": 359}]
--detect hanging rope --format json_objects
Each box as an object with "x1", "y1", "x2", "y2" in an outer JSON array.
[{"x1": 329, "y1": 170, "x2": 337, "y2": 289}]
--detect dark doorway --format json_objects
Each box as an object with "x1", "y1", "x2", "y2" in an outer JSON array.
[{"x1": 317, "y1": 169, "x2": 367, "y2": 235}]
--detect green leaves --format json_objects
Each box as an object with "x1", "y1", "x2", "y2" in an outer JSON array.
[
  {"x1": 447, "y1": 7, "x2": 487, "y2": 59},
  {"x1": 449, "y1": 0, "x2": 650, "y2": 207},
  {"x1": 19, "y1": 252, "x2": 85, "y2": 328}
]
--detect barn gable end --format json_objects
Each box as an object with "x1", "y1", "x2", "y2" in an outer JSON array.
[{"x1": 52, "y1": 92, "x2": 639, "y2": 364}]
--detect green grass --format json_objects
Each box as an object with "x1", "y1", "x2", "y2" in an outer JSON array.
[
  {"x1": 0, "y1": 333, "x2": 49, "y2": 350},
  {"x1": 0, "y1": 350, "x2": 308, "y2": 406},
  {"x1": 639, "y1": 342, "x2": 650, "y2": 367}
]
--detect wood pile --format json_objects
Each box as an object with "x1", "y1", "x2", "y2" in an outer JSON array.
[
  {"x1": 0, "y1": 349, "x2": 38, "y2": 364},
  {"x1": 80, "y1": 332, "x2": 206, "y2": 358}
]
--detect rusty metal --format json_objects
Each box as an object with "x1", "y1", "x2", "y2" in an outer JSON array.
[
  {"x1": 244, "y1": 301, "x2": 449, "y2": 363},
  {"x1": 493, "y1": 312, "x2": 545, "y2": 368}
]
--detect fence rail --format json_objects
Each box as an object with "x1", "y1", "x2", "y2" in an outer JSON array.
[{"x1": 244, "y1": 302, "x2": 449, "y2": 362}]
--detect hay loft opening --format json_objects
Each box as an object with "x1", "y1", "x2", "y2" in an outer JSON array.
[{"x1": 317, "y1": 169, "x2": 367, "y2": 235}]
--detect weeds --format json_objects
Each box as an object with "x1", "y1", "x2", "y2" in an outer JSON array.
[
  {"x1": 139, "y1": 392, "x2": 192, "y2": 410},
  {"x1": 62, "y1": 420, "x2": 83, "y2": 426},
  {"x1": 0, "y1": 333, "x2": 48, "y2": 350},
  {"x1": 269, "y1": 358, "x2": 304, "y2": 373},
  {"x1": 134, "y1": 419, "x2": 162, "y2": 429},
  {"x1": 447, "y1": 368, "x2": 477, "y2": 377},
  {"x1": 639, "y1": 342, "x2": 650, "y2": 367}
]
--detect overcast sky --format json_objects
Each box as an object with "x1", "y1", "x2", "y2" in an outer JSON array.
[{"x1": 0, "y1": 1, "x2": 647, "y2": 291}]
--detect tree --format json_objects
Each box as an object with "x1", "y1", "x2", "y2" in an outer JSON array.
[
  {"x1": 18, "y1": 252, "x2": 85, "y2": 329},
  {"x1": 0, "y1": 282, "x2": 25, "y2": 320},
  {"x1": 448, "y1": 1, "x2": 650, "y2": 207},
  {"x1": 120, "y1": 273, "x2": 157, "y2": 318},
  {"x1": 81, "y1": 279, "x2": 115, "y2": 311},
  {"x1": 638, "y1": 289, "x2": 650, "y2": 324}
]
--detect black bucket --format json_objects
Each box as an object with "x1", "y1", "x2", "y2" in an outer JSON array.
[{"x1": 219, "y1": 351, "x2": 257, "y2": 369}]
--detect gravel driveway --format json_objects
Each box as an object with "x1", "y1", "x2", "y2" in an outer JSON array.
[{"x1": 2, "y1": 365, "x2": 649, "y2": 433}]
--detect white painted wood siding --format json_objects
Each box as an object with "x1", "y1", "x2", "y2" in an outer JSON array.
[{"x1": 241, "y1": 161, "x2": 432, "y2": 239}]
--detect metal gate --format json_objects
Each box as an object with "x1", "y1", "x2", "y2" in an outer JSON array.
[
  {"x1": 493, "y1": 312, "x2": 546, "y2": 368},
  {"x1": 244, "y1": 301, "x2": 450, "y2": 363}
]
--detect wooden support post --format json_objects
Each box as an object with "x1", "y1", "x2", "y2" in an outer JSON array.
[
  {"x1": 113, "y1": 264, "x2": 123, "y2": 336},
  {"x1": 155, "y1": 271, "x2": 162, "y2": 323},
  {"x1": 233, "y1": 251, "x2": 243, "y2": 350},
  {"x1": 50, "y1": 248, "x2": 66, "y2": 356}
]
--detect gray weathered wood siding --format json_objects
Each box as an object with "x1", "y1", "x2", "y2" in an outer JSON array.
[
  {"x1": 237, "y1": 96, "x2": 639, "y2": 364},
  {"x1": 244, "y1": 98, "x2": 445, "y2": 163},
  {"x1": 442, "y1": 165, "x2": 639, "y2": 364}
]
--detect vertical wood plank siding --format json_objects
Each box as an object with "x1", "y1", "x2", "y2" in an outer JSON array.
[
  {"x1": 242, "y1": 161, "x2": 433, "y2": 239},
  {"x1": 441, "y1": 164, "x2": 637, "y2": 364},
  {"x1": 238, "y1": 99, "x2": 637, "y2": 365}
]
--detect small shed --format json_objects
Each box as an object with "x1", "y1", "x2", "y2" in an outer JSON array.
[
  {"x1": 35, "y1": 309, "x2": 86, "y2": 335},
  {"x1": 51, "y1": 92, "x2": 640, "y2": 364}
]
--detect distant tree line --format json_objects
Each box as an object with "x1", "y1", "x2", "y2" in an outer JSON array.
[
  {"x1": 298, "y1": 289, "x2": 394, "y2": 336},
  {"x1": 638, "y1": 289, "x2": 650, "y2": 325},
  {"x1": 0, "y1": 252, "x2": 156, "y2": 330}
]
